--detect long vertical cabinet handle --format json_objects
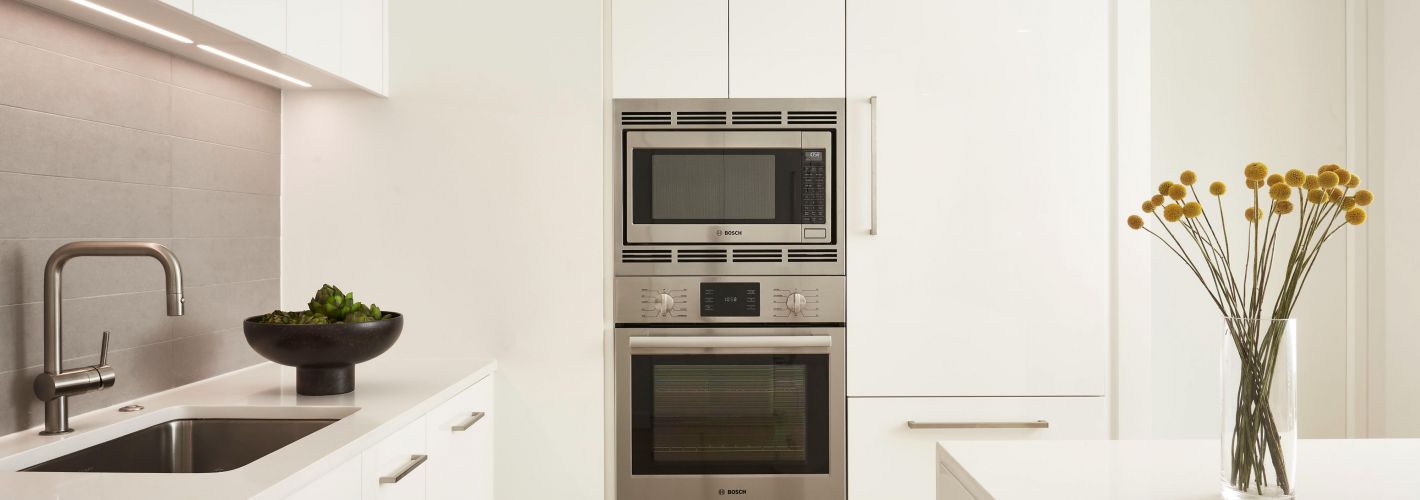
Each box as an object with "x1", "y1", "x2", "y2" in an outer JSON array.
[{"x1": 868, "y1": 95, "x2": 879, "y2": 235}]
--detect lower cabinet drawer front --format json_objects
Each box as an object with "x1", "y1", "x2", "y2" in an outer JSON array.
[
  {"x1": 426, "y1": 376, "x2": 495, "y2": 500},
  {"x1": 362, "y1": 416, "x2": 429, "y2": 500},
  {"x1": 848, "y1": 396, "x2": 1107, "y2": 500}
]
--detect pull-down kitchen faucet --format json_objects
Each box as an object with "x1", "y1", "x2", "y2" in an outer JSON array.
[{"x1": 33, "y1": 242, "x2": 184, "y2": 435}]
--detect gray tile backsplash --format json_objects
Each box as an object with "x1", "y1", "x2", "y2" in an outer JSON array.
[{"x1": 0, "y1": 0, "x2": 280, "y2": 435}]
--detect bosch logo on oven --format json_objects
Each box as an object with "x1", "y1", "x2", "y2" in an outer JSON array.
[
  {"x1": 718, "y1": 488, "x2": 747, "y2": 496},
  {"x1": 715, "y1": 229, "x2": 743, "y2": 236}
]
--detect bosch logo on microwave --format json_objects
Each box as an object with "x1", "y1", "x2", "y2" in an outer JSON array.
[
  {"x1": 718, "y1": 488, "x2": 747, "y2": 495},
  {"x1": 715, "y1": 230, "x2": 743, "y2": 236}
]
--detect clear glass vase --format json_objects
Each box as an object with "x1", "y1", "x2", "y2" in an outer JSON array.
[{"x1": 1220, "y1": 318, "x2": 1297, "y2": 499}]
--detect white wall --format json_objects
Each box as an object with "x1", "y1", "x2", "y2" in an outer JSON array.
[
  {"x1": 280, "y1": 0, "x2": 606, "y2": 498},
  {"x1": 1366, "y1": 0, "x2": 1420, "y2": 437},
  {"x1": 1147, "y1": 0, "x2": 1350, "y2": 438}
]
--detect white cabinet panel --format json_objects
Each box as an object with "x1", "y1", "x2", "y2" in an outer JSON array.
[
  {"x1": 287, "y1": 0, "x2": 341, "y2": 74},
  {"x1": 286, "y1": 455, "x2": 360, "y2": 500},
  {"x1": 340, "y1": 0, "x2": 385, "y2": 93},
  {"x1": 612, "y1": 0, "x2": 729, "y2": 98},
  {"x1": 729, "y1": 0, "x2": 844, "y2": 97},
  {"x1": 193, "y1": 0, "x2": 287, "y2": 51},
  {"x1": 362, "y1": 416, "x2": 428, "y2": 500},
  {"x1": 160, "y1": 0, "x2": 193, "y2": 13},
  {"x1": 849, "y1": 396, "x2": 1108, "y2": 500},
  {"x1": 427, "y1": 377, "x2": 495, "y2": 500},
  {"x1": 846, "y1": 0, "x2": 1110, "y2": 397}
]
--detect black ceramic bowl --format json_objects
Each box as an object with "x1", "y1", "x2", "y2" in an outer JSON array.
[{"x1": 242, "y1": 313, "x2": 403, "y2": 395}]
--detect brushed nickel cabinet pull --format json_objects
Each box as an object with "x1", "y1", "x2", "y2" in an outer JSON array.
[
  {"x1": 906, "y1": 420, "x2": 1050, "y2": 430},
  {"x1": 380, "y1": 454, "x2": 428, "y2": 484},
  {"x1": 869, "y1": 95, "x2": 879, "y2": 235},
  {"x1": 451, "y1": 411, "x2": 486, "y2": 432}
]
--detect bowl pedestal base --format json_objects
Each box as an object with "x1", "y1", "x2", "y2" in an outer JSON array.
[{"x1": 297, "y1": 364, "x2": 354, "y2": 395}]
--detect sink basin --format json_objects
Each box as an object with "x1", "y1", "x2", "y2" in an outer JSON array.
[{"x1": 21, "y1": 418, "x2": 336, "y2": 473}]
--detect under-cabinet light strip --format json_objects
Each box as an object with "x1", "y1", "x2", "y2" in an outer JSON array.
[
  {"x1": 70, "y1": 0, "x2": 193, "y2": 44},
  {"x1": 197, "y1": 44, "x2": 313, "y2": 88}
]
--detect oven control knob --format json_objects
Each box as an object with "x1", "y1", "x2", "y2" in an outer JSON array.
[
  {"x1": 654, "y1": 293, "x2": 676, "y2": 317},
  {"x1": 786, "y1": 293, "x2": 807, "y2": 315}
]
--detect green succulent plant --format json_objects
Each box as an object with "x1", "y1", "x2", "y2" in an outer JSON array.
[{"x1": 256, "y1": 284, "x2": 392, "y2": 325}]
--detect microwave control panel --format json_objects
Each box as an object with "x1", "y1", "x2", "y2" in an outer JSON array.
[
  {"x1": 615, "y1": 275, "x2": 845, "y2": 324},
  {"x1": 799, "y1": 149, "x2": 827, "y2": 225}
]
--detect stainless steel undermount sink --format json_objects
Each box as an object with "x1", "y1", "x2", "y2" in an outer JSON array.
[{"x1": 21, "y1": 418, "x2": 337, "y2": 473}]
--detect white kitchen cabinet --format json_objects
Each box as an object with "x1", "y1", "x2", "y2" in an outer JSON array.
[
  {"x1": 193, "y1": 0, "x2": 288, "y2": 51},
  {"x1": 612, "y1": 0, "x2": 729, "y2": 98},
  {"x1": 362, "y1": 416, "x2": 428, "y2": 500},
  {"x1": 340, "y1": 0, "x2": 386, "y2": 93},
  {"x1": 287, "y1": 0, "x2": 342, "y2": 74},
  {"x1": 426, "y1": 376, "x2": 495, "y2": 500},
  {"x1": 286, "y1": 455, "x2": 361, "y2": 500},
  {"x1": 849, "y1": 396, "x2": 1108, "y2": 500},
  {"x1": 728, "y1": 0, "x2": 845, "y2": 97},
  {"x1": 845, "y1": 0, "x2": 1111, "y2": 397}
]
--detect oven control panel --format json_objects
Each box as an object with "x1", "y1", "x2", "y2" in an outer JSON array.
[{"x1": 616, "y1": 276, "x2": 844, "y2": 323}]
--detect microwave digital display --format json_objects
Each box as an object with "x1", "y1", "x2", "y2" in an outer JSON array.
[{"x1": 700, "y1": 282, "x2": 760, "y2": 317}]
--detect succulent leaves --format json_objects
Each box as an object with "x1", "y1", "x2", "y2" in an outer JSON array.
[{"x1": 258, "y1": 284, "x2": 392, "y2": 325}]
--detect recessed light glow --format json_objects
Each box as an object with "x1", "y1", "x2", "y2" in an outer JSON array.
[
  {"x1": 197, "y1": 45, "x2": 313, "y2": 88},
  {"x1": 69, "y1": 0, "x2": 193, "y2": 44}
]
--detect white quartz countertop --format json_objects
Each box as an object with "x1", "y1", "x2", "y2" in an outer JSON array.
[
  {"x1": 0, "y1": 356, "x2": 497, "y2": 500},
  {"x1": 937, "y1": 439, "x2": 1420, "y2": 499}
]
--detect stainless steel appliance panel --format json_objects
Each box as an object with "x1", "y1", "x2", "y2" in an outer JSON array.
[{"x1": 614, "y1": 276, "x2": 845, "y2": 324}]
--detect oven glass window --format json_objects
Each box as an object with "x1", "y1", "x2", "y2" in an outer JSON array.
[
  {"x1": 631, "y1": 354, "x2": 829, "y2": 475},
  {"x1": 630, "y1": 149, "x2": 809, "y2": 225}
]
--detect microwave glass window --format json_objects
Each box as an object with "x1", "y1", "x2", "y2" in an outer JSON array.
[
  {"x1": 631, "y1": 354, "x2": 829, "y2": 475},
  {"x1": 650, "y1": 155, "x2": 776, "y2": 220}
]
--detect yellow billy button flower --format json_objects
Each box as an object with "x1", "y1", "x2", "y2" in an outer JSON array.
[
  {"x1": 1319, "y1": 171, "x2": 1340, "y2": 189},
  {"x1": 1158, "y1": 181, "x2": 1174, "y2": 196},
  {"x1": 1328, "y1": 188, "x2": 1345, "y2": 203},
  {"x1": 1341, "y1": 197, "x2": 1357, "y2": 211},
  {"x1": 1335, "y1": 168, "x2": 1352, "y2": 186},
  {"x1": 1244, "y1": 162, "x2": 1269, "y2": 181},
  {"x1": 1268, "y1": 183, "x2": 1292, "y2": 201},
  {"x1": 1127, "y1": 215, "x2": 1145, "y2": 230},
  {"x1": 1319, "y1": 164, "x2": 1340, "y2": 173},
  {"x1": 1355, "y1": 189, "x2": 1374, "y2": 206},
  {"x1": 1307, "y1": 189, "x2": 1328, "y2": 204},
  {"x1": 1163, "y1": 204, "x2": 1184, "y2": 222},
  {"x1": 1168, "y1": 183, "x2": 1187, "y2": 201},
  {"x1": 1346, "y1": 207, "x2": 1367, "y2": 225},
  {"x1": 1284, "y1": 169, "x2": 1306, "y2": 187},
  {"x1": 1244, "y1": 207, "x2": 1259, "y2": 223},
  {"x1": 1347, "y1": 175, "x2": 1361, "y2": 188},
  {"x1": 1151, "y1": 194, "x2": 1166, "y2": 206},
  {"x1": 1183, "y1": 201, "x2": 1203, "y2": 218},
  {"x1": 1275, "y1": 200, "x2": 1295, "y2": 215},
  {"x1": 1267, "y1": 173, "x2": 1284, "y2": 186},
  {"x1": 1246, "y1": 179, "x2": 1263, "y2": 190},
  {"x1": 1180, "y1": 170, "x2": 1198, "y2": 186},
  {"x1": 1142, "y1": 200, "x2": 1156, "y2": 213},
  {"x1": 1303, "y1": 175, "x2": 1320, "y2": 191},
  {"x1": 1209, "y1": 181, "x2": 1227, "y2": 196}
]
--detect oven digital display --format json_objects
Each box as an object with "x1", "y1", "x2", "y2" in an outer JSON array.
[{"x1": 700, "y1": 282, "x2": 760, "y2": 317}]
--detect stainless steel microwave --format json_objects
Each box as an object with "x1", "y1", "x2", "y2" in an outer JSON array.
[{"x1": 615, "y1": 99, "x2": 847, "y2": 277}]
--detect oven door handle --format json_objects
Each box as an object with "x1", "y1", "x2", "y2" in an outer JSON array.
[{"x1": 628, "y1": 335, "x2": 832, "y2": 349}]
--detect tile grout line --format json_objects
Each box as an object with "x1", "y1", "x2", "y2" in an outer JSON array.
[
  {"x1": 0, "y1": 170, "x2": 281, "y2": 198},
  {"x1": 0, "y1": 102, "x2": 279, "y2": 156},
  {"x1": 0, "y1": 277, "x2": 281, "y2": 309},
  {"x1": 0, "y1": 326, "x2": 257, "y2": 379}
]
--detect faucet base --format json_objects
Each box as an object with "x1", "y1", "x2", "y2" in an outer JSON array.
[{"x1": 38, "y1": 429, "x2": 74, "y2": 436}]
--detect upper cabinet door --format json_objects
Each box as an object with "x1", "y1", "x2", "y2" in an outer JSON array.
[
  {"x1": 612, "y1": 0, "x2": 729, "y2": 98},
  {"x1": 287, "y1": 0, "x2": 342, "y2": 74},
  {"x1": 193, "y1": 0, "x2": 288, "y2": 51},
  {"x1": 341, "y1": 0, "x2": 386, "y2": 93},
  {"x1": 729, "y1": 0, "x2": 845, "y2": 97},
  {"x1": 845, "y1": 0, "x2": 1110, "y2": 397}
]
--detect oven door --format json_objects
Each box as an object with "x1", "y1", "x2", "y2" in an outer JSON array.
[
  {"x1": 623, "y1": 130, "x2": 834, "y2": 245},
  {"x1": 616, "y1": 327, "x2": 845, "y2": 500}
]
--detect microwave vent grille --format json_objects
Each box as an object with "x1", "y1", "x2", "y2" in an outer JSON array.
[
  {"x1": 676, "y1": 249, "x2": 728, "y2": 263},
  {"x1": 787, "y1": 248, "x2": 839, "y2": 262},
  {"x1": 787, "y1": 111, "x2": 839, "y2": 125},
  {"x1": 731, "y1": 111, "x2": 784, "y2": 125},
  {"x1": 620, "y1": 111, "x2": 671, "y2": 125},
  {"x1": 732, "y1": 249, "x2": 785, "y2": 262},
  {"x1": 620, "y1": 249, "x2": 672, "y2": 263},
  {"x1": 675, "y1": 111, "x2": 727, "y2": 125}
]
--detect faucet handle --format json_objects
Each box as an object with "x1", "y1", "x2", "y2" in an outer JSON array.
[{"x1": 99, "y1": 331, "x2": 110, "y2": 366}]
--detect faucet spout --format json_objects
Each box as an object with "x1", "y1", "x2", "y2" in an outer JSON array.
[{"x1": 37, "y1": 241, "x2": 185, "y2": 435}]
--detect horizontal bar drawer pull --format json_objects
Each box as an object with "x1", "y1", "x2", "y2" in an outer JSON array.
[
  {"x1": 906, "y1": 420, "x2": 1050, "y2": 430},
  {"x1": 451, "y1": 411, "x2": 487, "y2": 432},
  {"x1": 629, "y1": 335, "x2": 832, "y2": 349},
  {"x1": 379, "y1": 454, "x2": 428, "y2": 484}
]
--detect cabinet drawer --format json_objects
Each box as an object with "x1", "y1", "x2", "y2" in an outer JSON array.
[
  {"x1": 362, "y1": 416, "x2": 428, "y2": 500},
  {"x1": 426, "y1": 375, "x2": 495, "y2": 499},
  {"x1": 848, "y1": 396, "x2": 1107, "y2": 500}
]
